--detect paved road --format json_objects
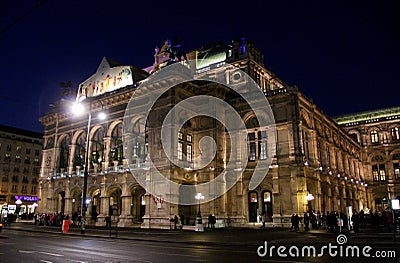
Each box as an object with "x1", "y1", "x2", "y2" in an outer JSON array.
[{"x1": 0, "y1": 223, "x2": 399, "y2": 262}]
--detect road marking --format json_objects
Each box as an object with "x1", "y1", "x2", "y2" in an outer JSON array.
[
  {"x1": 38, "y1": 251, "x2": 64, "y2": 257},
  {"x1": 19, "y1": 250, "x2": 35, "y2": 254},
  {"x1": 40, "y1": 260, "x2": 53, "y2": 263},
  {"x1": 19, "y1": 250, "x2": 63, "y2": 257},
  {"x1": 153, "y1": 251, "x2": 200, "y2": 258}
]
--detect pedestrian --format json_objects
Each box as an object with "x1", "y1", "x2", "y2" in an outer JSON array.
[
  {"x1": 352, "y1": 211, "x2": 359, "y2": 233},
  {"x1": 260, "y1": 213, "x2": 266, "y2": 229},
  {"x1": 294, "y1": 214, "x2": 300, "y2": 232},
  {"x1": 290, "y1": 214, "x2": 295, "y2": 231},
  {"x1": 211, "y1": 214, "x2": 216, "y2": 229},
  {"x1": 208, "y1": 214, "x2": 213, "y2": 229},
  {"x1": 174, "y1": 215, "x2": 178, "y2": 229},
  {"x1": 303, "y1": 212, "x2": 310, "y2": 231},
  {"x1": 105, "y1": 215, "x2": 111, "y2": 228}
]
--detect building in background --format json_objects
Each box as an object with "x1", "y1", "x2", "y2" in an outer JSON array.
[
  {"x1": 38, "y1": 38, "x2": 370, "y2": 228},
  {"x1": 334, "y1": 107, "x2": 400, "y2": 212},
  {"x1": 0, "y1": 125, "x2": 43, "y2": 219}
]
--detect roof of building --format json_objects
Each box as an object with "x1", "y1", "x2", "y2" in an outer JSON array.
[
  {"x1": 333, "y1": 106, "x2": 400, "y2": 126},
  {"x1": 0, "y1": 124, "x2": 43, "y2": 139}
]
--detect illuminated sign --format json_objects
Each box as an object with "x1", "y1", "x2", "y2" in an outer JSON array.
[
  {"x1": 14, "y1": 196, "x2": 38, "y2": 202},
  {"x1": 77, "y1": 57, "x2": 133, "y2": 101},
  {"x1": 196, "y1": 46, "x2": 227, "y2": 70}
]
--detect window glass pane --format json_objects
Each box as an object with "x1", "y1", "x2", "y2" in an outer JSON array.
[
  {"x1": 263, "y1": 192, "x2": 271, "y2": 202},
  {"x1": 391, "y1": 127, "x2": 400, "y2": 140},
  {"x1": 249, "y1": 143, "x2": 256, "y2": 161},
  {"x1": 248, "y1": 132, "x2": 255, "y2": 141},
  {"x1": 371, "y1": 131, "x2": 378, "y2": 143},
  {"x1": 394, "y1": 163, "x2": 400, "y2": 179},
  {"x1": 178, "y1": 142, "x2": 183, "y2": 160},
  {"x1": 186, "y1": 144, "x2": 192, "y2": 162},
  {"x1": 250, "y1": 192, "x2": 257, "y2": 202},
  {"x1": 259, "y1": 142, "x2": 267, "y2": 160}
]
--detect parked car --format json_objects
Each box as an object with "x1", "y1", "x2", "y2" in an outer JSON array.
[{"x1": 0, "y1": 221, "x2": 3, "y2": 232}]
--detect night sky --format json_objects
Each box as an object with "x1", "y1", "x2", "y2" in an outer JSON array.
[{"x1": 1, "y1": 0, "x2": 399, "y2": 133}]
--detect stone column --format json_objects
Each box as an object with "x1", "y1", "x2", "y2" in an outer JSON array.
[
  {"x1": 96, "y1": 175, "x2": 109, "y2": 226},
  {"x1": 118, "y1": 175, "x2": 134, "y2": 227},
  {"x1": 68, "y1": 144, "x2": 75, "y2": 175}
]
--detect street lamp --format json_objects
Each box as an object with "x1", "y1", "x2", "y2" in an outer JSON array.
[
  {"x1": 305, "y1": 193, "x2": 314, "y2": 213},
  {"x1": 195, "y1": 192, "x2": 204, "y2": 216},
  {"x1": 72, "y1": 99, "x2": 106, "y2": 234},
  {"x1": 195, "y1": 192, "x2": 204, "y2": 232}
]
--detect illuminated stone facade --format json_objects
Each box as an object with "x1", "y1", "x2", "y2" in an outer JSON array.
[
  {"x1": 0, "y1": 125, "x2": 43, "y2": 217},
  {"x1": 334, "y1": 107, "x2": 400, "y2": 212},
  {"x1": 38, "y1": 38, "x2": 368, "y2": 228}
]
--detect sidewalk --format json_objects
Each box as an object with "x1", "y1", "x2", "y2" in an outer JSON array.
[
  {"x1": 3, "y1": 222, "x2": 278, "y2": 246},
  {"x1": 3, "y1": 221, "x2": 399, "y2": 246}
]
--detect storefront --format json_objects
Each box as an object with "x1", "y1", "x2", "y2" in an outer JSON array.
[{"x1": 11, "y1": 195, "x2": 39, "y2": 219}]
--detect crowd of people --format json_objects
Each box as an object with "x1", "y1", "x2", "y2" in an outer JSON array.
[
  {"x1": 289, "y1": 208, "x2": 398, "y2": 233},
  {"x1": 34, "y1": 212, "x2": 81, "y2": 227}
]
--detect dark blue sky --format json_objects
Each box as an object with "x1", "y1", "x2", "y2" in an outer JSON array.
[{"x1": 1, "y1": 0, "x2": 399, "y2": 133}]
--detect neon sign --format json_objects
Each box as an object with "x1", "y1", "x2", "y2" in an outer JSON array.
[{"x1": 14, "y1": 196, "x2": 38, "y2": 202}]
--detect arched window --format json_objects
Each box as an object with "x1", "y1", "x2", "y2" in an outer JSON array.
[
  {"x1": 370, "y1": 130, "x2": 379, "y2": 144},
  {"x1": 262, "y1": 191, "x2": 273, "y2": 222},
  {"x1": 248, "y1": 191, "x2": 258, "y2": 222},
  {"x1": 391, "y1": 127, "x2": 400, "y2": 141},
  {"x1": 58, "y1": 136, "x2": 70, "y2": 171},
  {"x1": 91, "y1": 128, "x2": 104, "y2": 167},
  {"x1": 74, "y1": 132, "x2": 86, "y2": 169},
  {"x1": 110, "y1": 123, "x2": 123, "y2": 165}
]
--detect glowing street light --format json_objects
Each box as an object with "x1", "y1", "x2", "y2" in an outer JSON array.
[
  {"x1": 195, "y1": 193, "x2": 205, "y2": 232},
  {"x1": 71, "y1": 99, "x2": 106, "y2": 234}
]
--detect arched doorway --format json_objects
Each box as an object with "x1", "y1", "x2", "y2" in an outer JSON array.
[
  {"x1": 109, "y1": 187, "x2": 122, "y2": 216},
  {"x1": 70, "y1": 189, "x2": 82, "y2": 213},
  {"x1": 178, "y1": 184, "x2": 196, "y2": 226},
  {"x1": 130, "y1": 186, "x2": 146, "y2": 222},
  {"x1": 90, "y1": 189, "x2": 101, "y2": 222},
  {"x1": 261, "y1": 191, "x2": 273, "y2": 222},
  {"x1": 248, "y1": 191, "x2": 258, "y2": 222}
]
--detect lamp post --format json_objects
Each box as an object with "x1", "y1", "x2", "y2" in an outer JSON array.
[
  {"x1": 305, "y1": 193, "x2": 314, "y2": 213},
  {"x1": 72, "y1": 99, "x2": 106, "y2": 234},
  {"x1": 195, "y1": 192, "x2": 204, "y2": 232}
]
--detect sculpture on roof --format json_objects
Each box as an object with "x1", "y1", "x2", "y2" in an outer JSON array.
[{"x1": 167, "y1": 36, "x2": 188, "y2": 62}]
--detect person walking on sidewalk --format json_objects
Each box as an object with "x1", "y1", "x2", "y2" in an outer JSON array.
[{"x1": 260, "y1": 213, "x2": 266, "y2": 229}]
